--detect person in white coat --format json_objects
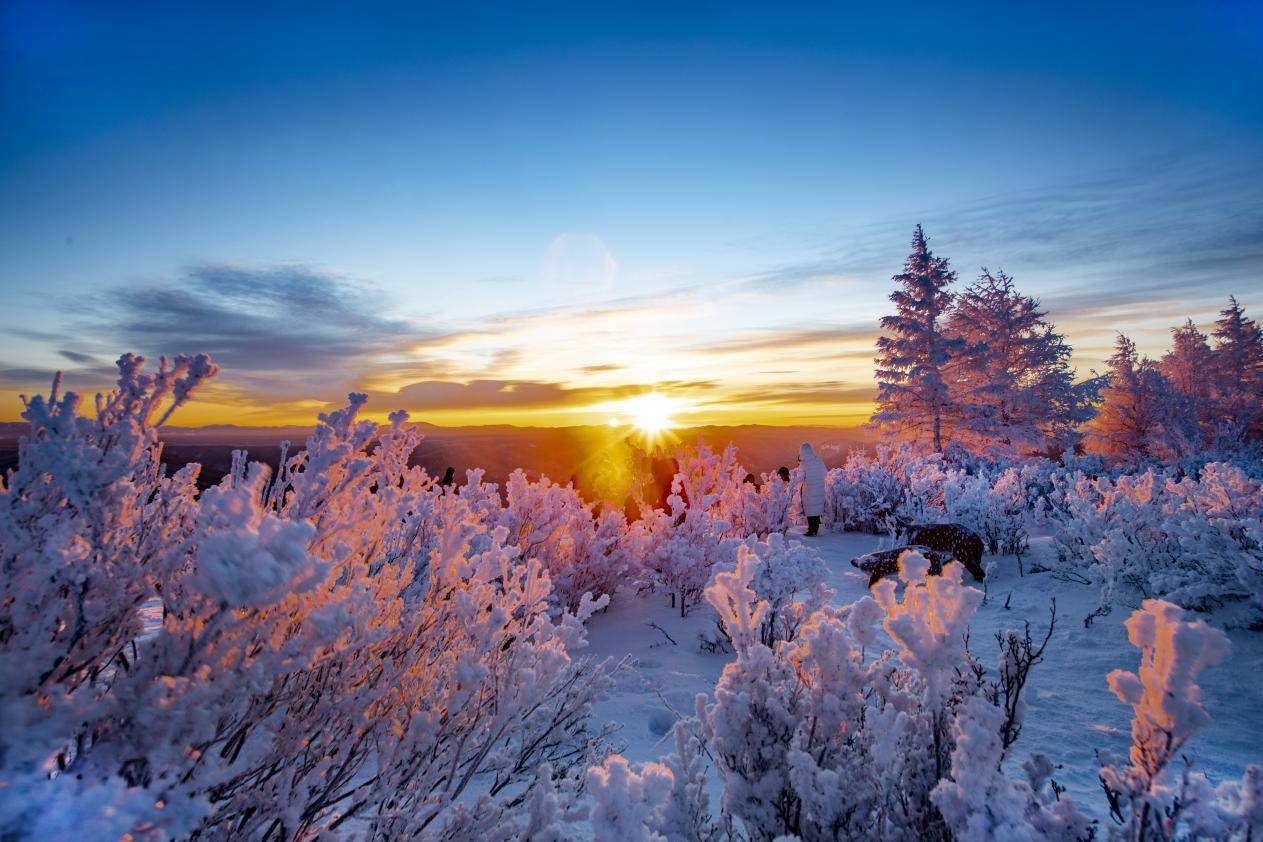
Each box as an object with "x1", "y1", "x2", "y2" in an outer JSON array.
[{"x1": 798, "y1": 442, "x2": 826, "y2": 536}]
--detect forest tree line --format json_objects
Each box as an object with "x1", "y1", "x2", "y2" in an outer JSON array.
[{"x1": 872, "y1": 225, "x2": 1263, "y2": 464}]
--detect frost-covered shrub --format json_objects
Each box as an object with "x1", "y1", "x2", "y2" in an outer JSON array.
[
  {"x1": 1098, "y1": 600, "x2": 1262, "y2": 841},
  {"x1": 594, "y1": 563, "x2": 1262, "y2": 841},
  {"x1": 0, "y1": 359, "x2": 618, "y2": 839},
  {"x1": 708, "y1": 531, "x2": 830, "y2": 649},
  {"x1": 453, "y1": 466, "x2": 506, "y2": 529},
  {"x1": 1045, "y1": 464, "x2": 1263, "y2": 624},
  {"x1": 586, "y1": 755, "x2": 675, "y2": 842},
  {"x1": 933, "y1": 695, "x2": 1094, "y2": 841},
  {"x1": 497, "y1": 469, "x2": 634, "y2": 613},
  {"x1": 1162, "y1": 464, "x2": 1263, "y2": 615},
  {"x1": 614, "y1": 548, "x2": 1087, "y2": 841},
  {"x1": 0, "y1": 353, "x2": 218, "y2": 835},
  {"x1": 944, "y1": 466, "x2": 1031, "y2": 564},
  {"x1": 717, "y1": 467, "x2": 795, "y2": 539},
  {"x1": 672, "y1": 440, "x2": 793, "y2": 541},
  {"x1": 985, "y1": 468, "x2": 1033, "y2": 559},
  {"x1": 404, "y1": 466, "x2": 633, "y2": 614},
  {"x1": 758, "y1": 469, "x2": 795, "y2": 536},
  {"x1": 632, "y1": 507, "x2": 740, "y2": 618},
  {"x1": 585, "y1": 720, "x2": 721, "y2": 842},
  {"x1": 688, "y1": 549, "x2": 996, "y2": 839},
  {"x1": 626, "y1": 442, "x2": 745, "y2": 616},
  {"x1": 824, "y1": 444, "x2": 949, "y2": 532}
]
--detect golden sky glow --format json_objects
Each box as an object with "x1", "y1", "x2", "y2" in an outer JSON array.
[{"x1": 1, "y1": 272, "x2": 1252, "y2": 430}]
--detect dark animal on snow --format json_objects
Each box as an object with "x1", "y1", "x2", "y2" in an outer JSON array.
[
  {"x1": 852, "y1": 546, "x2": 957, "y2": 588},
  {"x1": 901, "y1": 522, "x2": 986, "y2": 582}
]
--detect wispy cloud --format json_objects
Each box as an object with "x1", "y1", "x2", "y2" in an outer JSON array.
[
  {"x1": 917, "y1": 152, "x2": 1263, "y2": 313},
  {"x1": 0, "y1": 361, "x2": 119, "y2": 391},
  {"x1": 367, "y1": 377, "x2": 723, "y2": 412},
  {"x1": 380, "y1": 379, "x2": 627, "y2": 411},
  {"x1": 57, "y1": 349, "x2": 98, "y2": 364},
  {"x1": 81, "y1": 264, "x2": 423, "y2": 377},
  {"x1": 713, "y1": 382, "x2": 877, "y2": 407},
  {"x1": 725, "y1": 149, "x2": 1262, "y2": 318},
  {"x1": 689, "y1": 325, "x2": 878, "y2": 356}
]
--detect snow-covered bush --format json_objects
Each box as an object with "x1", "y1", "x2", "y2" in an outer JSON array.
[
  {"x1": 1045, "y1": 464, "x2": 1263, "y2": 624},
  {"x1": 716, "y1": 467, "x2": 796, "y2": 539},
  {"x1": 0, "y1": 354, "x2": 217, "y2": 835},
  {"x1": 403, "y1": 465, "x2": 633, "y2": 614},
  {"x1": 1162, "y1": 463, "x2": 1263, "y2": 617},
  {"x1": 944, "y1": 465, "x2": 1031, "y2": 565},
  {"x1": 591, "y1": 549, "x2": 1090, "y2": 840},
  {"x1": 824, "y1": 444, "x2": 950, "y2": 532},
  {"x1": 626, "y1": 442, "x2": 746, "y2": 616},
  {"x1": 586, "y1": 755, "x2": 675, "y2": 841},
  {"x1": 671, "y1": 440, "x2": 794, "y2": 541},
  {"x1": 497, "y1": 468, "x2": 634, "y2": 613},
  {"x1": 627, "y1": 504, "x2": 739, "y2": 618},
  {"x1": 681, "y1": 549, "x2": 1003, "y2": 839},
  {"x1": 0, "y1": 359, "x2": 618, "y2": 839},
  {"x1": 452, "y1": 466, "x2": 507, "y2": 528},
  {"x1": 708, "y1": 531, "x2": 830, "y2": 649},
  {"x1": 594, "y1": 560, "x2": 1262, "y2": 841},
  {"x1": 1097, "y1": 600, "x2": 1262, "y2": 840},
  {"x1": 757, "y1": 469, "x2": 795, "y2": 536},
  {"x1": 932, "y1": 695, "x2": 1094, "y2": 841}
]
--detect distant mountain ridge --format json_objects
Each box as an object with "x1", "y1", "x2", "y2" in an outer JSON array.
[{"x1": 0, "y1": 421, "x2": 875, "y2": 494}]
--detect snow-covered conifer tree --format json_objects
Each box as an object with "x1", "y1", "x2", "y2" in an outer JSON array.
[
  {"x1": 1162, "y1": 319, "x2": 1218, "y2": 447},
  {"x1": 944, "y1": 269, "x2": 1086, "y2": 457},
  {"x1": 1086, "y1": 334, "x2": 1193, "y2": 463},
  {"x1": 873, "y1": 225, "x2": 960, "y2": 453},
  {"x1": 1084, "y1": 334, "x2": 1148, "y2": 460},
  {"x1": 1211, "y1": 296, "x2": 1263, "y2": 440}
]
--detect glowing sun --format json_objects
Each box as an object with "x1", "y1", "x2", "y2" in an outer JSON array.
[{"x1": 628, "y1": 393, "x2": 677, "y2": 435}]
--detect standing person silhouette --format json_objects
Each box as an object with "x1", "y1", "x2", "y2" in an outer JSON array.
[{"x1": 798, "y1": 443, "x2": 826, "y2": 536}]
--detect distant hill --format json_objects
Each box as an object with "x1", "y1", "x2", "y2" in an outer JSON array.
[{"x1": 0, "y1": 420, "x2": 875, "y2": 495}]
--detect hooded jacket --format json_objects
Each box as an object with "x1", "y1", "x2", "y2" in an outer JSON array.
[{"x1": 798, "y1": 443, "x2": 826, "y2": 518}]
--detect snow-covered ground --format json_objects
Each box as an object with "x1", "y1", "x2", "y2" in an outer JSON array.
[{"x1": 586, "y1": 529, "x2": 1263, "y2": 815}]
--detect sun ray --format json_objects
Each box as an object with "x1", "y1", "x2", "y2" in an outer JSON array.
[{"x1": 605, "y1": 392, "x2": 686, "y2": 451}]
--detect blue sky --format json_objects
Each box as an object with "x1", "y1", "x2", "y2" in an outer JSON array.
[{"x1": 2, "y1": 1, "x2": 1261, "y2": 425}]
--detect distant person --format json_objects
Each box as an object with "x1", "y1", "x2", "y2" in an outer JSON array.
[
  {"x1": 742, "y1": 472, "x2": 759, "y2": 491},
  {"x1": 798, "y1": 443, "x2": 826, "y2": 537},
  {"x1": 440, "y1": 466, "x2": 456, "y2": 489},
  {"x1": 776, "y1": 466, "x2": 791, "y2": 483}
]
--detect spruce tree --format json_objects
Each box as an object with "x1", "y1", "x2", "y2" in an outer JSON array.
[
  {"x1": 1086, "y1": 335, "x2": 1150, "y2": 461},
  {"x1": 1160, "y1": 319, "x2": 1216, "y2": 445},
  {"x1": 872, "y1": 225, "x2": 958, "y2": 452},
  {"x1": 944, "y1": 269, "x2": 1084, "y2": 457},
  {"x1": 1211, "y1": 296, "x2": 1263, "y2": 438},
  {"x1": 1087, "y1": 334, "x2": 1191, "y2": 463}
]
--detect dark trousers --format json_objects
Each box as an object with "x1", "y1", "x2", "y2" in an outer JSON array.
[{"x1": 806, "y1": 515, "x2": 820, "y2": 536}]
